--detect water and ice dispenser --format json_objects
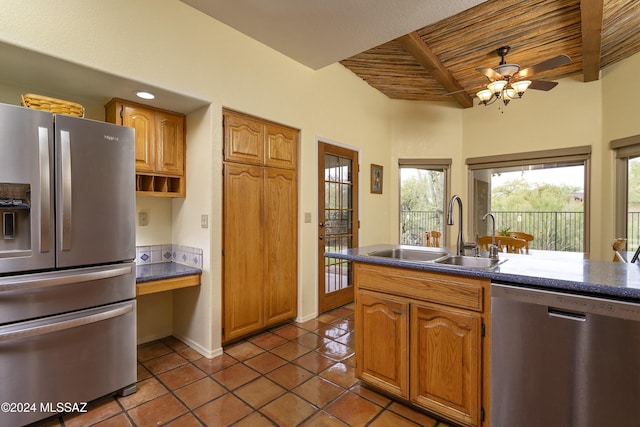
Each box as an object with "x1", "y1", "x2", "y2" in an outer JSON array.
[{"x1": 0, "y1": 183, "x2": 31, "y2": 253}]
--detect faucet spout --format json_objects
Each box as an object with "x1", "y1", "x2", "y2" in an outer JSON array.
[
  {"x1": 447, "y1": 195, "x2": 466, "y2": 256},
  {"x1": 482, "y1": 213, "x2": 499, "y2": 259}
]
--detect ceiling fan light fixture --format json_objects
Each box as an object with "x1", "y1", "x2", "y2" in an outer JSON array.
[
  {"x1": 477, "y1": 89, "x2": 493, "y2": 104},
  {"x1": 511, "y1": 80, "x2": 531, "y2": 97},
  {"x1": 487, "y1": 80, "x2": 507, "y2": 96}
]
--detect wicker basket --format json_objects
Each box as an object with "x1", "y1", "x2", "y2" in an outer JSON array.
[{"x1": 21, "y1": 94, "x2": 85, "y2": 117}]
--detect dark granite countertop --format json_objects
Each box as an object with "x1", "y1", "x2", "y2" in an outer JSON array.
[
  {"x1": 326, "y1": 244, "x2": 640, "y2": 301},
  {"x1": 136, "y1": 262, "x2": 202, "y2": 283}
]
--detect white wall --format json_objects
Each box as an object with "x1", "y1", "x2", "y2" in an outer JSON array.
[{"x1": 0, "y1": 0, "x2": 393, "y2": 356}]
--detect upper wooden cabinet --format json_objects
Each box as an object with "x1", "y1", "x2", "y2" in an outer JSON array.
[
  {"x1": 224, "y1": 110, "x2": 297, "y2": 169},
  {"x1": 105, "y1": 98, "x2": 185, "y2": 197}
]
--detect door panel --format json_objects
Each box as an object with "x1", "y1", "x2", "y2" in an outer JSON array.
[
  {"x1": 223, "y1": 163, "x2": 264, "y2": 342},
  {"x1": 264, "y1": 168, "x2": 298, "y2": 324},
  {"x1": 318, "y1": 142, "x2": 358, "y2": 313},
  {"x1": 411, "y1": 303, "x2": 481, "y2": 426},
  {"x1": 155, "y1": 111, "x2": 184, "y2": 176},
  {"x1": 0, "y1": 104, "x2": 55, "y2": 274},
  {"x1": 55, "y1": 115, "x2": 135, "y2": 267},
  {"x1": 122, "y1": 104, "x2": 155, "y2": 173}
]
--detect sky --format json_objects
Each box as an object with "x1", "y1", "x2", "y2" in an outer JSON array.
[{"x1": 490, "y1": 165, "x2": 584, "y2": 190}]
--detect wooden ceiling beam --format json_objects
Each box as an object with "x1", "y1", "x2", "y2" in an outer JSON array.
[
  {"x1": 397, "y1": 32, "x2": 474, "y2": 108},
  {"x1": 581, "y1": 0, "x2": 604, "y2": 82}
]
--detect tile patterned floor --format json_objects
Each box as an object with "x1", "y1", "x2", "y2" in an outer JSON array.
[{"x1": 32, "y1": 304, "x2": 453, "y2": 427}]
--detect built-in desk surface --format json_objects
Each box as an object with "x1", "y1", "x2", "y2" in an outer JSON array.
[{"x1": 135, "y1": 262, "x2": 202, "y2": 296}]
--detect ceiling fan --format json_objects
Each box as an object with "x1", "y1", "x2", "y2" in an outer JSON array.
[{"x1": 475, "y1": 46, "x2": 571, "y2": 106}]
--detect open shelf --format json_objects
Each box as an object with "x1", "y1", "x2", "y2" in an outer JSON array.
[{"x1": 135, "y1": 174, "x2": 185, "y2": 198}]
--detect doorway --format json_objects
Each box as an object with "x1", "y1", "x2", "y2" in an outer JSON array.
[{"x1": 318, "y1": 142, "x2": 359, "y2": 313}]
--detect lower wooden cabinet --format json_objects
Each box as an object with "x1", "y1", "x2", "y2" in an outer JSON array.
[
  {"x1": 354, "y1": 262, "x2": 489, "y2": 427},
  {"x1": 411, "y1": 303, "x2": 481, "y2": 426},
  {"x1": 356, "y1": 290, "x2": 409, "y2": 399}
]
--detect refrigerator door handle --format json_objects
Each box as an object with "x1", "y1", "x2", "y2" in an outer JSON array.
[
  {"x1": 0, "y1": 264, "x2": 133, "y2": 293},
  {"x1": 38, "y1": 126, "x2": 51, "y2": 253},
  {"x1": 0, "y1": 302, "x2": 134, "y2": 342},
  {"x1": 60, "y1": 130, "x2": 72, "y2": 251}
]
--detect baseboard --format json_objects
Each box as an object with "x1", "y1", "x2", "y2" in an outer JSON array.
[
  {"x1": 296, "y1": 312, "x2": 318, "y2": 323},
  {"x1": 174, "y1": 332, "x2": 223, "y2": 359}
]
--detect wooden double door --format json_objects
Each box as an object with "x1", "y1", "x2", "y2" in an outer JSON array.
[{"x1": 222, "y1": 110, "x2": 298, "y2": 343}]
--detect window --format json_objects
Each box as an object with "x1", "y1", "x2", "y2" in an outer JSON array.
[
  {"x1": 399, "y1": 159, "x2": 451, "y2": 247},
  {"x1": 467, "y1": 146, "x2": 590, "y2": 253},
  {"x1": 612, "y1": 135, "x2": 640, "y2": 251}
]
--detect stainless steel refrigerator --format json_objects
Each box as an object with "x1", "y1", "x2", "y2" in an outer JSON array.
[{"x1": 0, "y1": 102, "x2": 136, "y2": 427}]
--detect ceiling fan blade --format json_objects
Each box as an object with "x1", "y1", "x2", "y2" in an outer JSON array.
[
  {"x1": 528, "y1": 80, "x2": 559, "y2": 91},
  {"x1": 476, "y1": 67, "x2": 503, "y2": 81},
  {"x1": 515, "y1": 54, "x2": 571, "y2": 79}
]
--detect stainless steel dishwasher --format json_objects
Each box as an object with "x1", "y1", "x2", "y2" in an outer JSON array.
[{"x1": 491, "y1": 283, "x2": 640, "y2": 427}]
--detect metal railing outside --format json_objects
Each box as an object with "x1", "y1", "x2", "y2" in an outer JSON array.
[
  {"x1": 400, "y1": 210, "x2": 585, "y2": 252},
  {"x1": 400, "y1": 210, "x2": 444, "y2": 246}
]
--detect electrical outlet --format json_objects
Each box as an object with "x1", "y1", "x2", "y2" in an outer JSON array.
[
  {"x1": 138, "y1": 212, "x2": 148, "y2": 227},
  {"x1": 201, "y1": 214, "x2": 209, "y2": 229}
]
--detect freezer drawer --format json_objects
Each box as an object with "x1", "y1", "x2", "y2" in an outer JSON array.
[
  {"x1": 0, "y1": 300, "x2": 136, "y2": 427},
  {"x1": 0, "y1": 262, "x2": 135, "y2": 325}
]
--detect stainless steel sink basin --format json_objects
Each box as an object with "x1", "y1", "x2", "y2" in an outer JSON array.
[
  {"x1": 366, "y1": 248, "x2": 448, "y2": 262},
  {"x1": 435, "y1": 255, "x2": 504, "y2": 270}
]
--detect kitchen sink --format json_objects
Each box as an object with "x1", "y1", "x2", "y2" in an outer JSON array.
[
  {"x1": 366, "y1": 248, "x2": 448, "y2": 262},
  {"x1": 435, "y1": 255, "x2": 504, "y2": 270}
]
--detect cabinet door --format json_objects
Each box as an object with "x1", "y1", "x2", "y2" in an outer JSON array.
[
  {"x1": 411, "y1": 303, "x2": 481, "y2": 427},
  {"x1": 155, "y1": 111, "x2": 184, "y2": 176},
  {"x1": 224, "y1": 113, "x2": 264, "y2": 165},
  {"x1": 265, "y1": 123, "x2": 297, "y2": 169},
  {"x1": 356, "y1": 290, "x2": 409, "y2": 399},
  {"x1": 223, "y1": 163, "x2": 264, "y2": 342},
  {"x1": 264, "y1": 168, "x2": 298, "y2": 325},
  {"x1": 122, "y1": 104, "x2": 155, "y2": 173}
]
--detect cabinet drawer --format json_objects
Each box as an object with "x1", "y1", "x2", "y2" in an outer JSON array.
[{"x1": 355, "y1": 262, "x2": 485, "y2": 312}]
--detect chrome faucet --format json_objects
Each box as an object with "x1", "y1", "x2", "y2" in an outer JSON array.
[
  {"x1": 447, "y1": 195, "x2": 468, "y2": 256},
  {"x1": 482, "y1": 213, "x2": 500, "y2": 259}
]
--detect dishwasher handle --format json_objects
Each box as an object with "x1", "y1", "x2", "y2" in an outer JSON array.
[{"x1": 548, "y1": 307, "x2": 586, "y2": 321}]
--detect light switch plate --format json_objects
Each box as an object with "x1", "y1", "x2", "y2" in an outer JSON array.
[
  {"x1": 201, "y1": 214, "x2": 209, "y2": 228},
  {"x1": 304, "y1": 212, "x2": 312, "y2": 223}
]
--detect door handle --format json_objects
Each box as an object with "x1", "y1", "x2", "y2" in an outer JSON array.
[
  {"x1": 0, "y1": 302, "x2": 133, "y2": 342},
  {"x1": 38, "y1": 126, "x2": 51, "y2": 253},
  {"x1": 0, "y1": 264, "x2": 133, "y2": 293},
  {"x1": 60, "y1": 130, "x2": 72, "y2": 251}
]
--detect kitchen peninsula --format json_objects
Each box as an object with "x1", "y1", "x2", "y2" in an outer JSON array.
[{"x1": 327, "y1": 244, "x2": 640, "y2": 427}]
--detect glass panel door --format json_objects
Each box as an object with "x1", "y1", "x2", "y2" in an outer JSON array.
[{"x1": 318, "y1": 142, "x2": 358, "y2": 313}]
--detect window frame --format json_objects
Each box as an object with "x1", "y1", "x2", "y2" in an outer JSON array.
[
  {"x1": 466, "y1": 146, "x2": 591, "y2": 254},
  {"x1": 398, "y1": 158, "x2": 451, "y2": 247},
  {"x1": 611, "y1": 134, "x2": 640, "y2": 250}
]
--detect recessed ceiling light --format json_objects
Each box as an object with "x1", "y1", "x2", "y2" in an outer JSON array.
[{"x1": 135, "y1": 91, "x2": 155, "y2": 100}]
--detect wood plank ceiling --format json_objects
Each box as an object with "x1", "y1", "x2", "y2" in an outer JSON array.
[{"x1": 340, "y1": 0, "x2": 640, "y2": 108}]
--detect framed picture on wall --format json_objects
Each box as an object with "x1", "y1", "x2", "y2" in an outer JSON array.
[{"x1": 371, "y1": 164, "x2": 383, "y2": 194}]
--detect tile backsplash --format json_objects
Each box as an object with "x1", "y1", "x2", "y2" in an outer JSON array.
[{"x1": 136, "y1": 244, "x2": 203, "y2": 269}]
